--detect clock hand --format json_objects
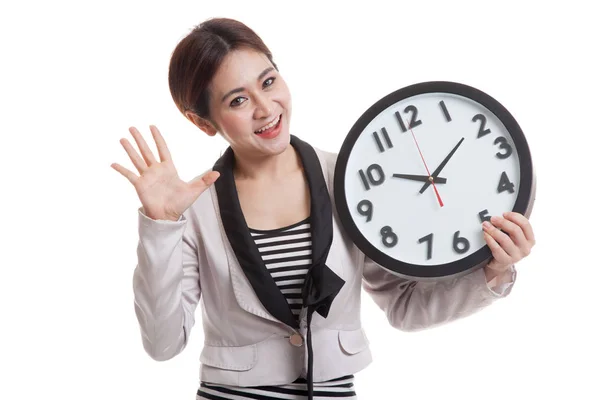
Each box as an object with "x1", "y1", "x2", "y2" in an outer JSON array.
[
  {"x1": 407, "y1": 119, "x2": 444, "y2": 207},
  {"x1": 419, "y1": 137, "x2": 465, "y2": 194},
  {"x1": 392, "y1": 173, "x2": 447, "y2": 183}
]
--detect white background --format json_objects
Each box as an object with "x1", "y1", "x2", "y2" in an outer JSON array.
[{"x1": 1, "y1": 1, "x2": 598, "y2": 399}]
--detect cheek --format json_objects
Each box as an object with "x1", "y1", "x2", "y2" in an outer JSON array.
[
  {"x1": 278, "y1": 84, "x2": 292, "y2": 110},
  {"x1": 221, "y1": 111, "x2": 252, "y2": 134}
]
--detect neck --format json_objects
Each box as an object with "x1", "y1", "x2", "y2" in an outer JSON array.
[{"x1": 233, "y1": 143, "x2": 300, "y2": 181}]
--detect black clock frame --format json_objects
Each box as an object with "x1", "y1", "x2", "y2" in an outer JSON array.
[{"x1": 333, "y1": 81, "x2": 535, "y2": 281}]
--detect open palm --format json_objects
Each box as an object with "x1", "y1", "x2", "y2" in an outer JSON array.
[{"x1": 111, "y1": 125, "x2": 220, "y2": 221}]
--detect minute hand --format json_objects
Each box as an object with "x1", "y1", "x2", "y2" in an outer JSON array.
[{"x1": 419, "y1": 137, "x2": 465, "y2": 194}]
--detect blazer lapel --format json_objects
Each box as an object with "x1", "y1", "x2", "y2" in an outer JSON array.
[{"x1": 212, "y1": 135, "x2": 345, "y2": 330}]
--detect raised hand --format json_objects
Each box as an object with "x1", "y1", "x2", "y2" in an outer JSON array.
[{"x1": 111, "y1": 125, "x2": 220, "y2": 221}]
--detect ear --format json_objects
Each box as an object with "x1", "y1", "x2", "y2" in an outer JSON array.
[{"x1": 185, "y1": 111, "x2": 218, "y2": 137}]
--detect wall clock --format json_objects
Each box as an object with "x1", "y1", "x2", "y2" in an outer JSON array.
[{"x1": 333, "y1": 81, "x2": 536, "y2": 280}]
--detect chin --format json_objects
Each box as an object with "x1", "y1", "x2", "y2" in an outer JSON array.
[{"x1": 267, "y1": 131, "x2": 291, "y2": 155}]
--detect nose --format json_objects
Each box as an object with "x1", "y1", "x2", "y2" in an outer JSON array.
[{"x1": 253, "y1": 93, "x2": 273, "y2": 119}]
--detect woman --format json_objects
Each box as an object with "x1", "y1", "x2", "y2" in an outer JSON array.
[{"x1": 111, "y1": 17, "x2": 535, "y2": 400}]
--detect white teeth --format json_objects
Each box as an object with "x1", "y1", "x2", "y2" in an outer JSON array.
[{"x1": 255, "y1": 115, "x2": 280, "y2": 133}]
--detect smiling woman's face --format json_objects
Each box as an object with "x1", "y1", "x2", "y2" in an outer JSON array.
[{"x1": 207, "y1": 47, "x2": 292, "y2": 159}]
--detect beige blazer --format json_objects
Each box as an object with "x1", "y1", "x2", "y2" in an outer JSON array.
[{"x1": 132, "y1": 135, "x2": 515, "y2": 390}]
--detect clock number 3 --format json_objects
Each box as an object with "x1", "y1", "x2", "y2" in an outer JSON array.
[
  {"x1": 380, "y1": 226, "x2": 398, "y2": 248},
  {"x1": 494, "y1": 136, "x2": 513, "y2": 159}
]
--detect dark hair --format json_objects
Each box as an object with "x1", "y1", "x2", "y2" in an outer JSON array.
[{"x1": 168, "y1": 17, "x2": 278, "y2": 121}]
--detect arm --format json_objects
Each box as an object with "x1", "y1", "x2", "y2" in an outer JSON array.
[
  {"x1": 361, "y1": 254, "x2": 516, "y2": 332},
  {"x1": 132, "y1": 207, "x2": 201, "y2": 361},
  {"x1": 485, "y1": 263, "x2": 516, "y2": 296},
  {"x1": 361, "y1": 210, "x2": 534, "y2": 332}
]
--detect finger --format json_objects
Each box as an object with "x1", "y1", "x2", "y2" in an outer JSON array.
[
  {"x1": 149, "y1": 125, "x2": 172, "y2": 163},
  {"x1": 503, "y1": 211, "x2": 535, "y2": 244},
  {"x1": 483, "y1": 220, "x2": 519, "y2": 258},
  {"x1": 120, "y1": 138, "x2": 148, "y2": 174},
  {"x1": 111, "y1": 162, "x2": 138, "y2": 184},
  {"x1": 490, "y1": 215, "x2": 528, "y2": 250},
  {"x1": 129, "y1": 126, "x2": 158, "y2": 166},
  {"x1": 483, "y1": 231, "x2": 511, "y2": 268},
  {"x1": 190, "y1": 171, "x2": 221, "y2": 192}
]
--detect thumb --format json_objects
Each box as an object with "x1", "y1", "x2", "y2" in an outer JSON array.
[{"x1": 190, "y1": 171, "x2": 221, "y2": 192}]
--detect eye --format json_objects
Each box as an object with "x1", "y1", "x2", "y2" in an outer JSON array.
[
  {"x1": 263, "y1": 77, "x2": 276, "y2": 88},
  {"x1": 230, "y1": 97, "x2": 246, "y2": 107}
]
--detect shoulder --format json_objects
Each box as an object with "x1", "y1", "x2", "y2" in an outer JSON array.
[{"x1": 312, "y1": 146, "x2": 339, "y2": 176}]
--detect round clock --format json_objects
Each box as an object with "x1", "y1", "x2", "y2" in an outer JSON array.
[{"x1": 333, "y1": 81, "x2": 536, "y2": 281}]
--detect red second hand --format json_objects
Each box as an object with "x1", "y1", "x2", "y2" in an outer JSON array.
[{"x1": 407, "y1": 119, "x2": 444, "y2": 207}]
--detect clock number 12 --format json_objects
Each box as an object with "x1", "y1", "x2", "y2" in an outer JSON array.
[{"x1": 395, "y1": 105, "x2": 422, "y2": 132}]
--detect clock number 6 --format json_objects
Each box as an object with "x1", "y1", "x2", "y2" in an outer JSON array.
[
  {"x1": 357, "y1": 200, "x2": 373, "y2": 222},
  {"x1": 453, "y1": 231, "x2": 470, "y2": 254},
  {"x1": 380, "y1": 226, "x2": 398, "y2": 248}
]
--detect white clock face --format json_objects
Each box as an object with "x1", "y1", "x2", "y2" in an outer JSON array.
[{"x1": 343, "y1": 92, "x2": 521, "y2": 267}]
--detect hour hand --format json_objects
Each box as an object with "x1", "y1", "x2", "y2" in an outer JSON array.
[{"x1": 392, "y1": 173, "x2": 447, "y2": 184}]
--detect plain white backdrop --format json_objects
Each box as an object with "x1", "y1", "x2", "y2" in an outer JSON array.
[{"x1": 1, "y1": 1, "x2": 598, "y2": 399}]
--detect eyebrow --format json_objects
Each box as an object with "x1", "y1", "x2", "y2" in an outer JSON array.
[{"x1": 221, "y1": 67, "x2": 275, "y2": 103}]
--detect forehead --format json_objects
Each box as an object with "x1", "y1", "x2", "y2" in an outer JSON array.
[{"x1": 211, "y1": 48, "x2": 273, "y2": 94}]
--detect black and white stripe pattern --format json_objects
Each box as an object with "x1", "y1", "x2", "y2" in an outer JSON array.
[
  {"x1": 250, "y1": 217, "x2": 312, "y2": 321},
  {"x1": 197, "y1": 375, "x2": 357, "y2": 399},
  {"x1": 197, "y1": 217, "x2": 356, "y2": 399}
]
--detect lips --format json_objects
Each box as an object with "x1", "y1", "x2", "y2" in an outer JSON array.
[
  {"x1": 254, "y1": 114, "x2": 281, "y2": 134},
  {"x1": 253, "y1": 114, "x2": 283, "y2": 139}
]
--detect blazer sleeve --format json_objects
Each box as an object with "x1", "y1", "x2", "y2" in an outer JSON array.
[
  {"x1": 361, "y1": 253, "x2": 517, "y2": 332},
  {"x1": 132, "y1": 207, "x2": 202, "y2": 361}
]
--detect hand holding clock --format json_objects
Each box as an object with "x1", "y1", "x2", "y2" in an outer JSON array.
[{"x1": 482, "y1": 211, "x2": 536, "y2": 283}]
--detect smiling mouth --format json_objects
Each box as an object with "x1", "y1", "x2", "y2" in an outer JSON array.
[{"x1": 254, "y1": 114, "x2": 281, "y2": 134}]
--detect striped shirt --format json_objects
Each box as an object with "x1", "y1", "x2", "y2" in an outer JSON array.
[{"x1": 197, "y1": 217, "x2": 357, "y2": 399}]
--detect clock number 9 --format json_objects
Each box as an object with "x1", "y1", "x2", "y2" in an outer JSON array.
[
  {"x1": 452, "y1": 230, "x2": 470, "y2": 254},
  {"x1": 357, "y1": 200, "x2": 373, "y2": 222},
  {"x1": 380, "y1": 226, "x2": 398, "y2": 248}
]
